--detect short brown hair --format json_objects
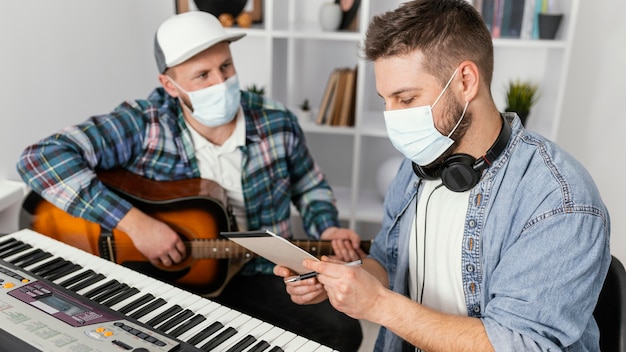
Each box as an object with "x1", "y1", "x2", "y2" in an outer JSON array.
[{"x1": 364, "y1": 0, "x2": 494, "y2": 87}]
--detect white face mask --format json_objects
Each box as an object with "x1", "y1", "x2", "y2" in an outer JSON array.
[
  {"x1": 383, "y1": 67, "x2": 468, "y2": 166},
  {"x1": 170, "y1": 75, "x2": 241, "y2": 127}
]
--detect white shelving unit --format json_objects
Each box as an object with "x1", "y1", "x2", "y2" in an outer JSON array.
[{"x1": 225, "y1": 0, "x2": 579, "y2": 239}]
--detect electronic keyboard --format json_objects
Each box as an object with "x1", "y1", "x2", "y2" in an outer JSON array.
[{"x1": 0, "y1": 229, "x2": 337, "y2": 352}]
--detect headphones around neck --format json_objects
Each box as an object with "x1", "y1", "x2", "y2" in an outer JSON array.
[{"x1": 412, "y1": 117, "x2": 511, "y2": 192}]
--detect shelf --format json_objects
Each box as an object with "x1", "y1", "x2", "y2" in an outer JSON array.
[
  {"x1": 0, "y1": 180, "x2": 26, "y2": 214},
  {"x1": 493, "y1": 38, "x2": 568, "y2": 49}
]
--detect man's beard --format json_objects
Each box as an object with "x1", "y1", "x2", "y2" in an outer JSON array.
[{"x1": 427, "y1": 98, "x2": 471, "y2": 167}]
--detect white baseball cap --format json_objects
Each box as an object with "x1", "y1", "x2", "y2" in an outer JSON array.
[{"x1": 154, "y1": 11, "x2": 246, "y2": 73}]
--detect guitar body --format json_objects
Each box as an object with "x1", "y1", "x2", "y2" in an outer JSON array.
[{"x1": 21, "y1": 169, "x2": 233, "y2": 296}]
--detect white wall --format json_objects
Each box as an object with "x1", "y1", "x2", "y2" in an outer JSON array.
[
  {"x1": 558, "y1": 0, "x2": 626, "y2": 263},
  {"x1": 0, "y1": 1, "x2": 624, "y2": 264}
]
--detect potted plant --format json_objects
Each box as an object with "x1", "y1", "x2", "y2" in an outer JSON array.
[
  {"x1": 246, "y1": 83, "x2": 265, "y2": 96},
  {"x1": 505, "y1": 79, "x2": 539, "y2": 126},
  {"x1": 298, "y1": 99, "x2": 312, "y2": 123}
]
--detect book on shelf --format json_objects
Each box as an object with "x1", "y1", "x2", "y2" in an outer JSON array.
[
  {"x1": 316, "y1": 69, "x2": 341, "y2": 125},
  {"x1": 316, "y1": 67, "x2": 357, "y2": 127},
  {"x1": 477, "y1": 0, "x2": 546, "y2": 40}
]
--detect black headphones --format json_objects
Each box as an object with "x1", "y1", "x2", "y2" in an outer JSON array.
[{"x1": 412, "y1": 117, "x2": 511, "y2": 192}]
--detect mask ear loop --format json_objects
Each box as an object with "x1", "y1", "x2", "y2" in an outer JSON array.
[
  {"x1": 447, "y1": 100, "x2": 469, "y2": 138},
  {"x1": 167, "y1": 76, "x2": 194, "y2": 113},
  {"x1": 431, "y1": 67, "x2": 459, "y2": 109}
]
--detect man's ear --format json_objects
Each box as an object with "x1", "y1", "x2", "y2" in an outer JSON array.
[
  {"x1": 159, "y1": 73, "x2": 179, "y2": 98},
  {"x1": 457, "y1": 60, "x2": 479, "y2": 102}
]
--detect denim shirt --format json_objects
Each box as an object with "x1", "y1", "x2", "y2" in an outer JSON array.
[{"x1": 369, "y1": 114, "x2": 611, "y2": 351}]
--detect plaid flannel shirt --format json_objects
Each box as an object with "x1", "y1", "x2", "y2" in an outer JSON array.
[{"x1": 17, "y1": 88, "x2": 339, "y2": 273}]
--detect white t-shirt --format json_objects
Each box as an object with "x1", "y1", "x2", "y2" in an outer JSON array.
[
  {"x1": 409, "y1": 179, "x2": 470, "y2": 315},
  {"x1": 187, "y1": 108, "x2": 248, "y2": 230}
]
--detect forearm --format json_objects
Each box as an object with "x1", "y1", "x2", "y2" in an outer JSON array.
[{"x1": 372, "y1": 290, "x2": 494, "y2": 352}]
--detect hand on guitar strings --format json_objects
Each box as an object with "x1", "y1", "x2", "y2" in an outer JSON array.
[
  {"x1": 117, "y1": 207, "x2": 187, "y2": 267},
  {"x1": 320, "y1": 226, "x2": 366, "y2": 262}
]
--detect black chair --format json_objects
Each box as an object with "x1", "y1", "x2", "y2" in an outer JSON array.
[{"x1": 594, "y1": 255, "x2": 626, "y2": 352}]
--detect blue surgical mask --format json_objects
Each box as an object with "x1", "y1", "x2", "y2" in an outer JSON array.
[
  {"x1": 170, "y1": 75, "x2": 241, "y2": 127},
  {"x1": 383, "y1": 68, "x2": 468, "y2": 166}
]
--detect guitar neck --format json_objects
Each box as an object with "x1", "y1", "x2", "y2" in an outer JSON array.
[{"x1": 189, "y1": 239, "x2": 370, "y2": 260}]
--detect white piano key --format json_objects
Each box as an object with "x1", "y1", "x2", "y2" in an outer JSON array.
[
  {"x1": 271, "y1": 330, "x2": 301, "y2": 351},
  {"x1": 291, "y1": 339, "x2": 322, "y2": 352},
  {"x1": 176, "y1": 302, "x2": 230, "y2": 341}
]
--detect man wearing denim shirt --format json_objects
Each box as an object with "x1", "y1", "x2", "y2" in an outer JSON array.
[{"x1": 276, "y1": 0, "x2": 611, "y2": 350}]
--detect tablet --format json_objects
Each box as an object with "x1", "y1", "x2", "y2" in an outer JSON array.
[{"x1": 221, "y1": 230, "x2": 319, "y2": 274}]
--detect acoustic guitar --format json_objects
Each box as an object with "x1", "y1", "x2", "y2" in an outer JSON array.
[{"x1": 20, "y1": 169, "x2": 371, "y2": 296}]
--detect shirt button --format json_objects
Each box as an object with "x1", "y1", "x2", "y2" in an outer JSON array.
[
  {"x1": 466, "y1": 264, "x2": 475, "y2": 272},
  {"x1": 468, "y1": 219, "x2": 476, "y2": 228},
  {"x1": 473, "y1": 305, "x2": 481, "y2": 314}
]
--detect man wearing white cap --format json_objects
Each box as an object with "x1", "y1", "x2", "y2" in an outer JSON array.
[{"x1": 17, "y1": 11, "x2": 363, "y2": 351}]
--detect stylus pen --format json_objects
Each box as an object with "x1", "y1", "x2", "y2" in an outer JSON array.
[{"x1": 284, "y1": 259, "x2": 362, "y2": 283}]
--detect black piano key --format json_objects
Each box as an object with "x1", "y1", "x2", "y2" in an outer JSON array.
[
  {"x1": 168, "y1": 314, "x2": 206, "y2": 338},
  {"x1": 91, "y1": 283, "x2": 129, "y2": 303},
  {"x1": 187, "y1": 322, "x2": 224, "y2": 346},
  {"x1": 39, "y1": 261, "x2": 76, "y2": 279},
  {"x1": 0, "y1": 238, "x2": 21, "y2": 254},
  {"x1": 0, "y1": 243, "x2": 31, "y2": 259},
  {"x1": 200, "y1": 327, "x2": 238, "y2": 351},
  {"x1": 29, "y1": 257, "x2": 65, "y2": 275},
  {"x1": 45, "y1": 263, "x2": 82, "y2": 281},
  {"x1": 225, "y1": 335, "x2": 257, "y2": 352},
  {"x1": 67, "y1": 273, "x2": 106, "y2": 292},
  {"x1": 268, "y1": 347, "x2": 284, "y2": 352},
  {"x1": 247, "y1": 341, "x2": 271, "y2": 352},
  {"x1": 81, "y1": 279, "x2": 119, "y2": 299},
  {"x1": 145, "y1": 305, "x2": 183, "y2": 327},
  {"x1": 118, "y1": 293, "x2": 155, "y2": 314},
  {"x1": 58, "y1": 269, "x2": 96, "y2": 288},
  {"x1": 157, "y1": 309, "x2": 194, "y2": 333},
  {"x1": 129, "y1": 298, "x2": 167, "y2": 319},
  {"x1": 0, "y1": 237, "x2": 18, "y2": 247},
  {"x1": 17, "y1": 251, "x2": 54, "y2": 268},
  {"x1": 9, "y1": 249, "x2": 43, "y2": 265},
  {"x1": 101, "y1": 287, "x2": 140, "y2": 307}
]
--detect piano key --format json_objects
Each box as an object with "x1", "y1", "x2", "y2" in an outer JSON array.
[
  {"x1": 3, "y1": 246, "x2": 39, "y2": 264},
  {"x1": 45, "y1": 262, "x2": 81, "y2": 281},
  {"x1": 268, "y1": 330, "x2": 302, "y2": 352},
  {"x1": 69, "y1": 273, "x2": 106, "y2": 292},
  {"x1": 0, "y1": 238, "x2": 25, "y2": 256},
  {"x1": 245, "y1": 340, "x2": 271, "y2": 352},
  {"x1": 283, "y1": 336, "x2": 316, "y2": 352},
  {"x1": 200, "y1": 326, "x2": 238, "y2": 351},
  {"x1": 235, "y1": 327, "x2": 278, "y2": 352},
  {"x1": 189, "y1": 309, "x2": 242, "y2": 348},
  {"x1": 101, "y1": 286, "x2": 140, "y2": 307},
  {"x1": 82, "y1": 279, "x2": 120, "y2": 299},
  {"x1": 129, "y1": 298, "x2": 167, "y2": 319},
  {"x1": 145, "y1": 304, "x2": 183, "y2": 327},
  {"x1": 187, "y1": 321, "x2": 225, "y2": 346},
  {"x1": 218, "y1": 317, "x2": 265, "y2": 352},
  {"x1": 157, "y1": 309, "x2": 195, "y2": 332},
  {"x1": 57, "y1": 269, "x2": 97, "y2": 288},
  {"x1": 244, "y1": 327, "x2": 286, "y2": 352},
  {"x1": 168, "y1": 314, "x2": 206, "y2": 338},
  {"x1": 11, "y1": 249, "x2": 53, "y2": 268},
  {"x1": 177, "y1": 303, "x2": 231, "y2": 342},
  {"x1": 91, "y1": 282, "x2": 131, "y2": 303}
]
